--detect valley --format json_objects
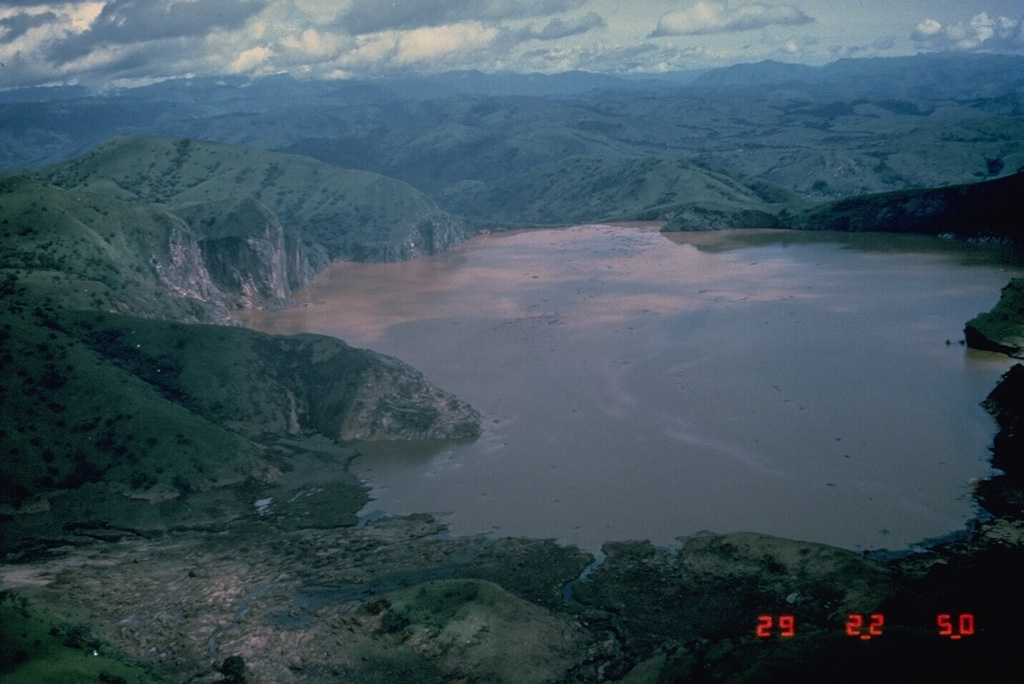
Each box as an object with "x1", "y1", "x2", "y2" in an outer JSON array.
[{"x1": 2, "y1": 53, "x2": 1024, "y2": 683}]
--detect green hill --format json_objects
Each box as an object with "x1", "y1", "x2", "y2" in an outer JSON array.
[
  {"x1": 442, "y1": 155, "x2": 793, "y2": 228},
  {"x1": 792, "y1": 171, "x2": 1024, "y2": 242},
  {"x1": 0, "y1": 175, "x2": 237, "y2": 323},
  {"x1": 0, "y1": 136, "x2": 470, "y2": 322},
  {"x1": 25, "y1": 135, "x2": 468, "y2": 263},
  {"x1": 0, "y1": 297, "x2": 479, "y2": 549},
  {"x1": 965, "y1": 278, "x2": 1024, "y2": 356},
  {"x1": 0, "y1": 138, "x2": 481, "y2": 552}
]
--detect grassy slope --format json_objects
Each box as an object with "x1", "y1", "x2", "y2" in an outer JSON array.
[
  {"x1": 0, "y1": 175, "x2": 232, "y2": 323},
  {"x1": 442, "y1": 154, "x2": 792, "y2": 227},
  {"x1": 964, "y1": 278, "x2": 1024, "y2": 355},
  {"x1": 24, "y1": 135, "x2": 465, "y2": 262},
  {"x1": 0, "y1": 303, "x2": 264, "y2": 511},
  {"x1": 0, "y1": 591, "x2": 174, "y2": 684},
  {"x1": 271, "y1": 94, "x2": 1022, "y2": 205}
]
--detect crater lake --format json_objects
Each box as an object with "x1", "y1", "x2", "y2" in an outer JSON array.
[{"x1": 240, "y1": 226, "x2": 1024, "y2": 552}]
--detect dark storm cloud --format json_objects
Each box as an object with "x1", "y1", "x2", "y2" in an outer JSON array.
[
  {"x1": 46, "y1": 0, "x2": 267, "y2": 65},
  {"x1": 0, "y1": 10, "x2": 57, "y2": 41},
  {"x1": 517, "y1": 11, "x2": 606, "y2": 41},
  {"x1": 336, "y1": 0, "x2": 586, "y2": 35}
]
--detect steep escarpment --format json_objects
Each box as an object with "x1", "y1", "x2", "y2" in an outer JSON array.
[
  {"x1": 0, "y1": 176, "x2": 234, "y2": 324},
  {"x1": 1, "y1": 136, "x2": 469, "y2": 320},
  {"x1": 0, "y1": 137, "x2": 481, "y2": 551},
  {"x1": 33, "y1": 135, "x2": 469, "y2": 263},
  {"x1": 64, "y1": 312, "x2": 481, "y2": 444},
  {"x1": 177, "y1": 196, "x2": 305, "y2": 307},
  {"x1": 0, "y1": 304, "x2": 480, "y2": 548}
]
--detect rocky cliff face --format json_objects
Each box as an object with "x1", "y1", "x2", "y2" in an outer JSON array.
[
  {"x1": 337, "y1": 350, "x2": 481, "y2": 441},
  {"x1": 66, "y1": 315, "x2": 482, "y2": 447},
  {"x1": 185, "y1": 197, "x2": 293, "y2": 307},
  {"x1": 382, "y1": 215, "x2": 471, "y2": 262},
  {"x1": 237, "y1": 332, "x2": 481, "y2": 443},
  {"x1": 148, "y1": 212, "x2": 228, "y2": 310}
]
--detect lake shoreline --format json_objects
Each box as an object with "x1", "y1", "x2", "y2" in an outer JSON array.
[{"x1": 4, "y1": 228, "x2": 1024, "y2": 683}]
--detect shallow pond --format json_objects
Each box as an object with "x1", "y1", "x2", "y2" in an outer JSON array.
[{"x1": 241, "y1": 227, "x2": 1024, "y2": 552}]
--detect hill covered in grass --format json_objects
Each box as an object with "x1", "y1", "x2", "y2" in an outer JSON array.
[
  {"x1": 0, "y1": 288, "x2": 479, "y2": 550},
  {"x1": 25, "y1": 135, "x2": 468, "y2": 263},
  {"x1": 0, "y1": 137, "x2": 481, "y2": 552},
  {"x1": 441, "y1": 155, "x2": 791, "y2": 228},
  {"x1": 965, "y1": 278, "x2": 1024, "y2": 356},
  {"x1": 0, "y1": 136, "x2": 469, "y2": 323},
  {"x1": 792, "y1": 171, "x2": 1024, "y2": 243}
]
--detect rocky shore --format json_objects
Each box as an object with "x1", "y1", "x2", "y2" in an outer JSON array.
[
  {"x1": 4, "y1": 339, "x2": 1024, "y2": 683},
  {"x1": 965, "y1": 278, "x2": 1024, "y2": 357},
  {"x1": 3, "y1": 136, "x2": 1023, "y2": 679}
]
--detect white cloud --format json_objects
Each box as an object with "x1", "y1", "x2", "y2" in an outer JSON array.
[
  {"x1": 336, "y1": 0, "x2": 585, "y2": 35},
  {"x1": 392, "y1": 22, "x2": 500, "y2": 66},
  {"x1": 280, "y1": 28, "x2": 345, "y2": 60},
  {"x1": 651, "y1": 1, "x2": 813, "y2": 37},
  {"x1": 228, "y1": 45, "x2": 273, "y2": 73},
  {"x1": 912, "y1": 12, "x2": 1023, "y2": 52},
  {"x1": 46, "y1": 0, "x2": 268, "y2": 65},
  {"x1": 913, "y1": 19, "x2": 942, "y2": 38},
  {"x1": 519, "y1": 41, "x2": 712, "y2": 73}
]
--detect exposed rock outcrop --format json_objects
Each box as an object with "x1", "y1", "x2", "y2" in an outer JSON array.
[
  {"x1": 975, "y1": 363, "x2": 1024, "y2": 518},
  {"x1": 172, "y1": 196, "x2": 296, "y2": 307},
  {"x1": 147, "y1": 211, "x2": 228, "y2": 310},
  {"x1": 339, "y1": 351, "x2": 481, "y2": 441}
]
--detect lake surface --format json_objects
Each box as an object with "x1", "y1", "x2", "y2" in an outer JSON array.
[{"x1": 241, "y1": 227, "x2": 1024, "y2": 552}]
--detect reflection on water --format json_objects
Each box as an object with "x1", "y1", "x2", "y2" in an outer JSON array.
[{"x1": 241, "y1": 227, "x2": 1024, "y2": 552}]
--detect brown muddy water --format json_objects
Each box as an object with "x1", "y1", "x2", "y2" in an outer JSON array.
[{"x1": 240, "y1": 227, "x2": 1024, "y2": 552}]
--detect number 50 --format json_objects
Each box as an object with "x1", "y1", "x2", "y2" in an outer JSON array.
[{"x1": 937, "y1": 613, "x2": 975, "y2": 640}]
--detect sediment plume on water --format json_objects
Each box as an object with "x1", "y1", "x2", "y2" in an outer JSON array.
[{"x1": 241, "y1": 226, "x2": 1024, "y2": 552}]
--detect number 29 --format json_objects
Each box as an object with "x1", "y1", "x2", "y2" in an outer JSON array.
[{"x1": 756, "y1": 615, "x2": 795, "y2": 638}]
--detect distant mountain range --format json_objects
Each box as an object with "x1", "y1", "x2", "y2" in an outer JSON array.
[{"x1": 2, "y1": 54, "x2": 1021, "y2": 240}]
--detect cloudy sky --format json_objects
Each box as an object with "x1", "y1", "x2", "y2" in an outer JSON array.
[{"x1": 1, "y1": 0, "x2": 1022, "y2": 88}]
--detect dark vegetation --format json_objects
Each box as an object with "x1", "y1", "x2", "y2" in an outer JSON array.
[
  {"x1": 0, "y1": 590, "x2": 173, "y2": 684},
  {"x1": 2, "y1": 54, "x2": 1022, "y2": 233},
  {"x1": 974, "y1": 363, "x2": 1024, "y2": 518},
  {"x1": 793, "y1": 172, "x2": 1024, "y2": 243},
  {"x1": 1, "y1": 53, "x2": 1023, "y2": 683},
  {"x1": 964, "y1": 278, "x2": 1024, "y2": 356}
]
